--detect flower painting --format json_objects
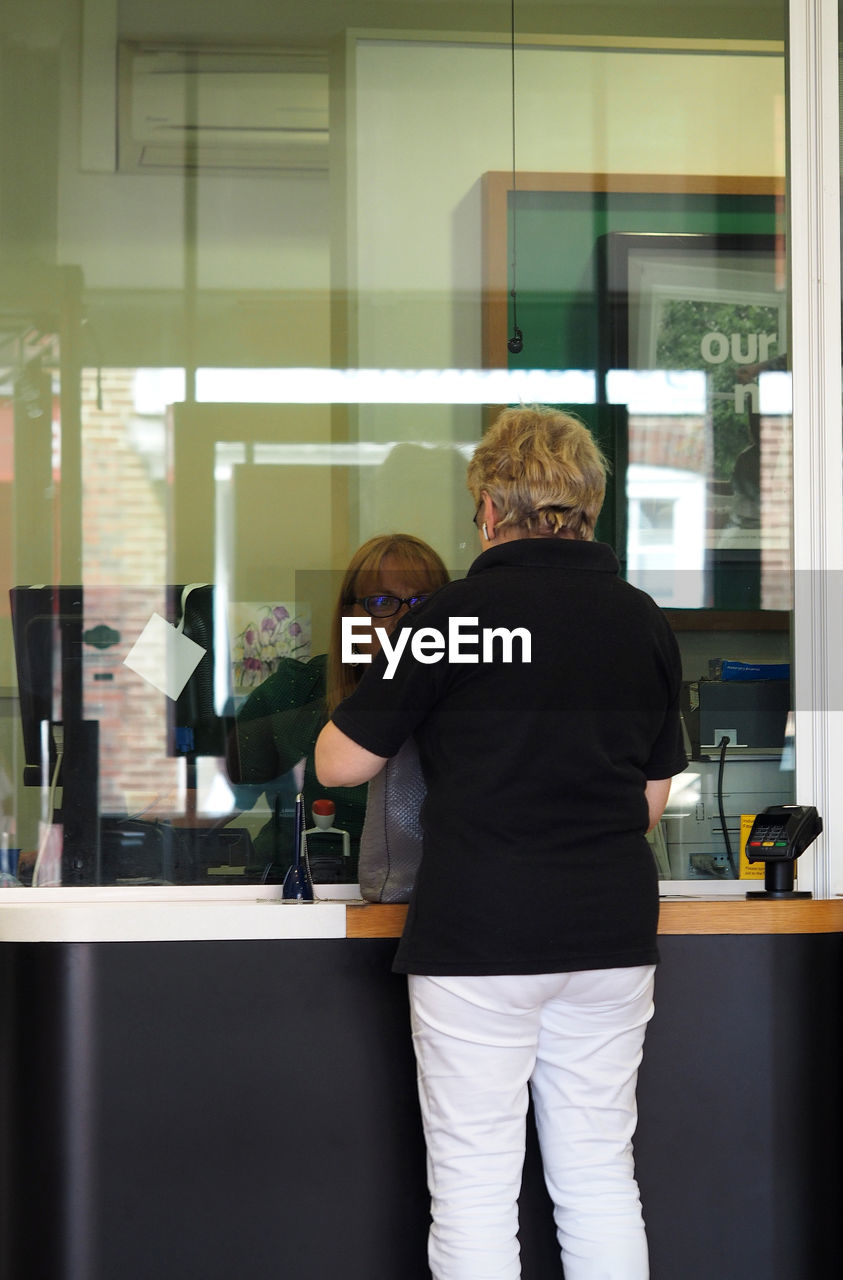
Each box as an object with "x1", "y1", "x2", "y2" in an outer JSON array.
[{"x1": 230, "y1": 602, "x2": 311, "y2": 692}]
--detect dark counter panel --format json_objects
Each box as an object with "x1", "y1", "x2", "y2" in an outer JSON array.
[
  {"x1": 638, "y1": 934, "x2": 843, "y2": 1280},
  {"x1": 1, "y1": 940, "x2": 429, "y2": 1280},
  {"x1": 1, "y1": 931, "x2": 841, "y2": 1279}
]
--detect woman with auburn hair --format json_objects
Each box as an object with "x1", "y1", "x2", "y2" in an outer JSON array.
[
  {"x1": 226, "y1": 533, "x2": 449, "y2": 880},
  {"x1": 316, "y1": 406, "x2": 687, "y2": 1279}
]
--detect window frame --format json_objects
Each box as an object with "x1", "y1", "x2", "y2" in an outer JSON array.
[{"x1": 787, "y1": 0, "x2": 843, "y2": 897}]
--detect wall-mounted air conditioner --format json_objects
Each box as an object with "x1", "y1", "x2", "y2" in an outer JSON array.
[{"x1": 117, "y1": 43, "x2": 329, "y2": 175}]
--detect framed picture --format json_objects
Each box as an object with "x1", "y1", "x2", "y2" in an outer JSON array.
[
  {"x1": 481, "y1": 172, "x2": 790, "y2": 620},
  {"x1": 599, "y1": 230, "x2": 789, "y2": 610}
]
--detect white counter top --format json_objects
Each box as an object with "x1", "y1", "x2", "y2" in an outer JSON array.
[{"x1": 0, "y1": 886, "x2": 356, "y2": 942}]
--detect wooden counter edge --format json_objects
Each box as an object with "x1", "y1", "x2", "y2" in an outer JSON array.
[
  {"x1": 657, "y1": 898, "x2": 843, "y2": 934},
  {"x1": 346, "y1": 903, "x2": 409, "y2": 938},
  {"x1": 346, "y1": 899, "x2": 843, "y2": 939}
]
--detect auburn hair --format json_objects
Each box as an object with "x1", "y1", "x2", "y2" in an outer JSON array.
[{"x1": 325, "y1": 534, "x2": 449, "y2": 713}]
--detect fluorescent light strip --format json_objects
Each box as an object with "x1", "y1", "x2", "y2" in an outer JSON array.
[
  {"x1": 132, "y1": 366, "x2": 793, "y2": 416},
  {"x1": 605, "y1": 369, "x2": 706, "y2": 415},
  {"x1": 194, "y1": 367, "x2": 596, "y2": 405}
]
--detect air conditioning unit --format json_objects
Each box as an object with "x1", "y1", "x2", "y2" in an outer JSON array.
[{"x1": 117, "y1": 43, "x2": 329, "y2": 175}]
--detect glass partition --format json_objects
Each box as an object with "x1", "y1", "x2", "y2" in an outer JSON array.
[{"x1": 0, "y1": 0, "x2": 808, "y2": 891}]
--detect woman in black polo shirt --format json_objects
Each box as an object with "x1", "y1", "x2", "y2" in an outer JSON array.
[{"x1": 316, "y1": 406, "x2": 687, "y2": 1280}]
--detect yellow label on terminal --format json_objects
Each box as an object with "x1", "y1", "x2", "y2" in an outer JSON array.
[{"x1": 739, "y1": 814, "x2": 765, "y2": 879}]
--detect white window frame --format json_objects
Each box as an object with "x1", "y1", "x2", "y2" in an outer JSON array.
[{"x1": 788, "y1": 0, "x2": 843, "y2": 897}]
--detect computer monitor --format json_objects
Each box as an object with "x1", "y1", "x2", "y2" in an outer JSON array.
[
  {"x1": 8, "y1": 583, "x2": 238, "y2": 885},
  {"x1": 9, "y1": 585, "x2": 99, "y2": 882},
  {"x1": 169, "y1": 583, "x2": 233, "y2": 760}
]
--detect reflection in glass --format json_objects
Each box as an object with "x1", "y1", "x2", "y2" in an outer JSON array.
[
  {"x1": 601, "y1": 231, "x2": 791, "y2": 612},
  {"x1": 1, "y1": 3, "x2": 795, "y2": 887}
]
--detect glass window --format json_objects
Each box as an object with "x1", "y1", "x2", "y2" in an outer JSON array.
[{"x1": 0, "y1": 1, "x2": 811, "y2": 893}]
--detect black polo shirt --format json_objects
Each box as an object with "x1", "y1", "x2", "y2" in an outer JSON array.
[{"x1": 332, "y1": 538, "x2": 687, "y2": 976}]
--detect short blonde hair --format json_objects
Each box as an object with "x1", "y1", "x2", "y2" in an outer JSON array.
[
  {"x1": 467, "y1": 406, "x2": 607, "y2": 540},
  {"x1": 326, "y1": 534, "x2": 450, "y2": 713}
]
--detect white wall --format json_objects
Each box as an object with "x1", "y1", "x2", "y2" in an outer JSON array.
[
  {"x1": 48, "y1": 17, "x2": 788, "y2": 572},
  {"x1": 352, "y1": 37, "x2": 784, "y2": 357},
  {"x1": 57, "y1": 3, "x2": 330, "y2": 292},
  {"x1": 348, "y1": 35, "x2": 784, "y2": 562}
]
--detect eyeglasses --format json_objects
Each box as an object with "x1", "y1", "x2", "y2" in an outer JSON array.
[
  {"x1": 472, "y1": 503, "x2": 483, "y2": 527},
  {"x1": 355, "y1": 593, "x2": 431, "y2": 618}
]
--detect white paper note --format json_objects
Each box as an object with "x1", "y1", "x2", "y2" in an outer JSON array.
[{"x1": 123, "y1": 612, "x2": 205, "y2": 700}]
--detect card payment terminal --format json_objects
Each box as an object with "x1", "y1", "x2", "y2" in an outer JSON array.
[{"x1": 745, "y1": 804, "x2": 822, "y2": 899}]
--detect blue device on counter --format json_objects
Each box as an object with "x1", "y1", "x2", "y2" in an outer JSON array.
[
  {"x1": 720, "y1": 660, "x2": 790, "y2": 682},
  {"x1": 282, "y1": 792, "x2": 314, "y2": 901}
]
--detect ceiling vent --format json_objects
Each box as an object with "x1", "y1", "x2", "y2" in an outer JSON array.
[{"x1": 117, "y1": 44, "x2": 329, "y2": 175}]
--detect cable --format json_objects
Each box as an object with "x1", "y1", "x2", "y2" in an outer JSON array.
[
  {"x1": 507, "y1": 0, "x2": 523, "y2": 355},
  {"x1": 716, "y1": 736, "x2": 738, "y2": 878}
]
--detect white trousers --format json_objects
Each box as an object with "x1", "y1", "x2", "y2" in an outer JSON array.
[{"x1": 408, "y1": 966, "x2": 656, "y2": 1280}]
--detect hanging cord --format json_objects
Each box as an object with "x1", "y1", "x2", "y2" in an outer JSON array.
[
  {"x1": 507, "y1": 0, "x2": 523, "y2": 355},
  {"x1": 717, "y1": 736, "x2": 738, "y2": 878}
]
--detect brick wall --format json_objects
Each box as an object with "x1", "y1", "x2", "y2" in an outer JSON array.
[
  {"x1": 81, "y1": 371, "x2": 182, "y2": 818},
  {"x1": 628, "y1": 415, "x2": 706, "y2": 472}
]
